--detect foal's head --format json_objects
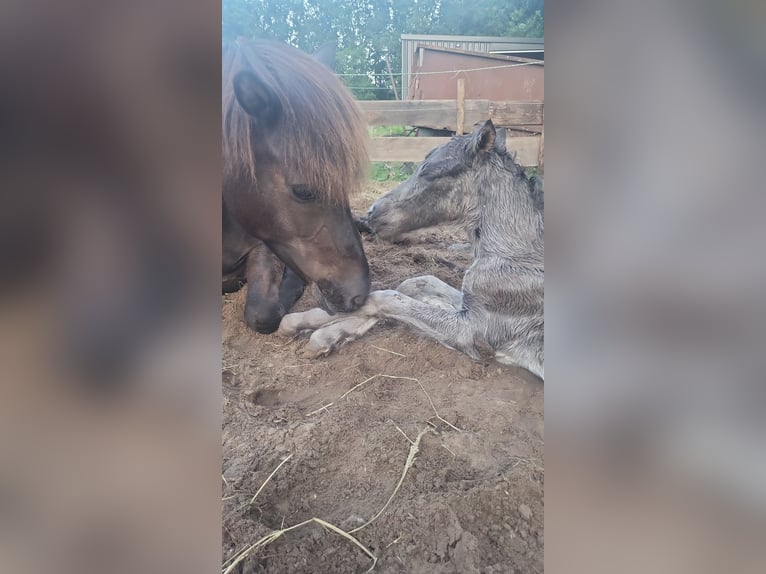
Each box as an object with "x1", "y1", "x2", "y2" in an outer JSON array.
[{"x1": 366, "y1": 120, "x2": 528, "y2": 241}]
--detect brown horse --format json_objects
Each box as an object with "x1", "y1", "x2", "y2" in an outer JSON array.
[{"x1": 222, "y1": 40, "x2": 370, "y2": 333}]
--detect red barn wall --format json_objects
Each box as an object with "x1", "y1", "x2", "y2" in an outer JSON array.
[{"x1": 408, "y1": 47, "x2": 544, "y2": 101}]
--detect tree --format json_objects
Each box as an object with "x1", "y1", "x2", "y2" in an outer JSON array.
[{"x1": 222, "y1": 0, "x2": 543, "y2": 100}]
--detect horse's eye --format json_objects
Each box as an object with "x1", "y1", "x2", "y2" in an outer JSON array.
[{"x1": 291, "y1": 185, "x2": 317, "y2": 202}]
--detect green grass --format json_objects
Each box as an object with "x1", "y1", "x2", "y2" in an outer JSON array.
[
  {"x1": 368, "y1": 127, "x2": 541, "y2": 183},
  {"x1": 369, "y1": 125, "x2": 416, "y2": 138},
  {"x1": 368, "y1": 126, "x2": 417, "y2": 182},
  {"x1": 524, "y1": 167, "x2": 539, "y2": 179},
  {"x1": 370, "y1": 162, "x2": 416, "y2": 183}
]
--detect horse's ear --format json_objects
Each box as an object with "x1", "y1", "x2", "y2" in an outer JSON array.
[
  {"x1": 233, "y1": 70, "x2": 281, "y2": 126},
  {"x1": 472, "y1": 119, "x2": 496, "y2": 154},
  {"x1": 313, "y1": 42, "x2": 337, "y2": 70}
]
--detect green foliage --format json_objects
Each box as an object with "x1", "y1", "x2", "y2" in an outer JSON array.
[
  {"x1": 424, "y1": 0, "x2": 543, "y2": 37},
  {"x1": 524, "y1": 166, "x2": 539, "y2": 179},
  {"x1": 507, "y1": 0, "x2": 544, "y2": 37},
  {"x1": 222, "y1": 0, "x2": 543, "y2": 100},
  {"x1": 370, "y1": 125, "x2": 415, "y2": 137},
  {"x1": 370, "y1": 162, "x2": 416, "y2": 183}
]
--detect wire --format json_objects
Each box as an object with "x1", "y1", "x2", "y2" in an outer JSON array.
[{"x1": 334, "y1": 60, "x2": 541, "y2": 78}]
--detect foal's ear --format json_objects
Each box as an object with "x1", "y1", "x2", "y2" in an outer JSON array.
[
  {"x1": 233, "y1": 70, "x2": 282, "y2": 126},
  {"x1": 472, "y1": 119, "x2": 496, "y2": 154},
  {"x1": 494, "y1": 127, "x2": 507, "y2": 152},
  {"x1": 313, "y1": 42, "x2": 337, "y2": 70}
]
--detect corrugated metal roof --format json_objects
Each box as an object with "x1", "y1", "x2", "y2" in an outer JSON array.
[
  {"x1": 417, "y1": 45, "x2": 544, "y2": 65},
  {"x1": 401, "y1": 35, "x2": 544, "y2": 98},
  {"x1": 401, "y1": 34, "x2": 543, "y2": 46}
]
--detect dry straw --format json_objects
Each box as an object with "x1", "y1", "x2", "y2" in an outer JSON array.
[
  {"x1": 223, "y1": 371, "x2": 460, "y2": 574},
  {"x1": 306, "y1": 373, "x2": 464, "y2": 433}
]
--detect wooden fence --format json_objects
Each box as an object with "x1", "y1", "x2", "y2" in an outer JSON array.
[{"x1": 357, "y1": 97, "x2": 544, "y2": 170}]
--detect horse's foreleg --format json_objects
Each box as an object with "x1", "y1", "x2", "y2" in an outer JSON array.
[
  {"x1": 243, "y1": 246, "x2": 286, "y2": 334},
  {"x1": 278, "y1": 265, "x2": 306, "y2": 312}
]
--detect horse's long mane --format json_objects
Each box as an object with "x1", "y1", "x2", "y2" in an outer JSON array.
[{"x1": 222, "y1": 40, "x2": 368, "y2": 205}]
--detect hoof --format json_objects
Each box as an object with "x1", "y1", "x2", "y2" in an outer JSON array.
[{"x1": 277, "y1": 308, "x2": 334, "y2": 337}]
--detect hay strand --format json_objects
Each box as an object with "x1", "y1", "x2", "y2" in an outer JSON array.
[
  {"x1": 307, "y1": 373, "x2": 464, "y2": 432},
  {"x1": 223, "y1": 452, "x2": 377, "y2": 574},
  {"x1": 349, "y1": 427, "x2": 431, "y2": 534},
  {"x1": 249, "y1": 453, "x2": 293, "y2": 505},
  {"x1": 370, "y1": 344, "x2": 406, "y2": 357},
  {"x1": 222, "y1": 517, "x2": 377, "y2": 574}
]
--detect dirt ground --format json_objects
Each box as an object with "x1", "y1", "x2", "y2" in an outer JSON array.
[{"x1": 222, "y1": 182, "x2": 544, "y2": 574}]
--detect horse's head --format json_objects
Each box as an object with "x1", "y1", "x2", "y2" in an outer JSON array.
[{"x1": 223, "y1": 43, "x2": 370, "y2": 313}]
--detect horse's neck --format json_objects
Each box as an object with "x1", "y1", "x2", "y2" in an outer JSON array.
[{"x1": 467, "y1": 164, "x2": 542, "y2": 259}]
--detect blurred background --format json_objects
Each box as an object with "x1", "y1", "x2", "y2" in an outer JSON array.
[
  {"x1": 0, "y1": 0, "x2": 221, "y2": 572},
  {"x1": 546, "y1": 0, "x2": 766, "y2": 572}
]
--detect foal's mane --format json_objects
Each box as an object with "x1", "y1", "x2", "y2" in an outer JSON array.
[{"x1": 222, "y1": 40, "x2": 368, "y2": 205}]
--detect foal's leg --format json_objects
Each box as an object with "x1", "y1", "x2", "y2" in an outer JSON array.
[
  {"x1": 281, "y1": 289, "x2": 481, "y2": 359},
  {"x1": 280, "y1": 275, "x2": 460, "y2": 335},
  {"x1": 278, "y1": 307, "x2": 379, "y2": 357},
  {"x1": 279, "y1": 275, "x2": 465, "y2": 357},
  {"x1": 396, "y1": 275, "x2": 462, "y2": 310},
  {"x1": 364, "y1": 290, "x2": 481, "y2": 357},
  {"x1": 303, "y1": 316, "x2": 380, "y2": 357}
]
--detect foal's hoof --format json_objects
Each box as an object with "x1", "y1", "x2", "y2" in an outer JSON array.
[
  {"x1": 277, "y1": 308, "x2": 334, "y2": 337},
  {"x1": 302, "y1": 338, "x2": 334, "y2": 359},
  {"x1": 303, "y1": 316, "x2": 380, "y2": 358},
  {"x1": 302, "y1": 329, "x2": 343, "y2": 359}
]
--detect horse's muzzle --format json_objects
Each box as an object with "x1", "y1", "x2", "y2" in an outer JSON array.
[{"x1": 316, "y1": 277, "x2": 369, "y2": 314}]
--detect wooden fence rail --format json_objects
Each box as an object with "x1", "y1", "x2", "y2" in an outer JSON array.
[
  {"x1": 357, "y1": 99, "x2": 544, "y2": 168},
  {"x1": 368, "y1": 135, "x2": 541, "y2": 166},
  {"x1": 357, "y1": 99, "x2": 543, "y2": 132}
]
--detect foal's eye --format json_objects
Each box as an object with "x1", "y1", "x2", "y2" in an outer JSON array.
[{"x1": 291, "y1": 185, "x2": 317, "y2": 202}]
